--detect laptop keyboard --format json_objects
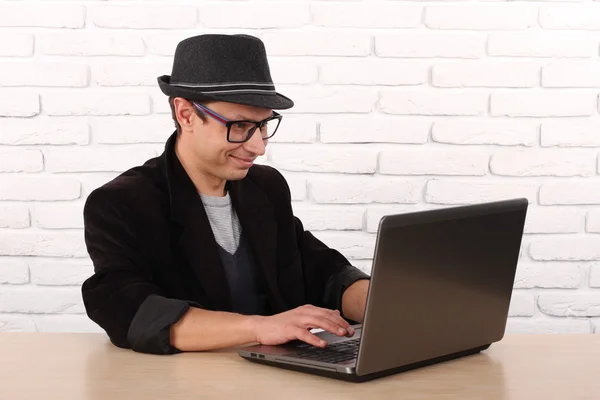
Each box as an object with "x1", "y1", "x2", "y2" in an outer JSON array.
[{"x1": 291, "y1": 338, "x2": 360, "y2": 364}]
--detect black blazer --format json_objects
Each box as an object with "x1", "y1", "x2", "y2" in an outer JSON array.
[{"x1": 81, "y1": 132, "x2": 369, "y2": 354}]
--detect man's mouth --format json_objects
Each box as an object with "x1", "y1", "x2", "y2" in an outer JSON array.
[{"x1": 230, "y1": 155, "x2": 255, "y2": 167}]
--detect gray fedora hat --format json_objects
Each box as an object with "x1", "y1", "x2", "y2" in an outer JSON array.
[{"x1": 157, "y1": 34, "x2": 294, "y2": 110}]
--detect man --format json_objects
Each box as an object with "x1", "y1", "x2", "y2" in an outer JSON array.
[{"x1": 81, "y1": 34, "x2": 370, "y2": 355}]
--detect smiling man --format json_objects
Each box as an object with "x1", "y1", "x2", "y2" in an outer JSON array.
[{"x1": 81, "y1": 34, "x2": 370, "y2": 355}]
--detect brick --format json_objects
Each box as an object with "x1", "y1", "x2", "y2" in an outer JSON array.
[
  {"x1": 0, "y1": 176, "x2": 80, "y2": 201},
  {"x1": 530, "y1": 236, "x2": 600, "y2": 261},
  {"x1": 37, "y1": 32, "x2": 145, "y2": 56},
  {"x1": 0, "y1": 232, "x2": 86, "y2": 258},
  {"x1": 92, "y1": 62, "x2": 170, "y2": 86},
  {"x1": 32, "y1": 203, "x2": 84, "y2": 229},
  {"x1": 591, "y1": 265, "x2": 600, "y2": 287},
  {"x1": 376, "y1": 33, "x2": 486, "y2": 58},
  {"x1": 44, "y1": 146, "x2": 157, "y2": 173},
  {"x1": 0, "y1": 149, "x2": 43, "y2": 173},
  {"x1": 433, "y1": 61, "x2": 539, "y2": 88},
  {"x1": 432, "y1": 119, "x2": 537, "y2": 146},
  {"x1": 43, "y1": 92, "x2": 150, "y2": 116},
  {"x1": 312, "y1": 2, "x2": 421, "y2": 28},
  {"x1": 31, "y1": 315, "x2": 104, "y2": 333},
  {"x1": 280, "y1": 173, "x2": 306, "y2": 201},
  {"x1": 0, "y1": 91, "x2": 39, "y2": 117},
  {"x1": 270, "y1": 144, "x2": 377, "y2": 173},
  {"x1": 0, "y1": 34, "x2": 34, "y2": 56},
  {"x1": 90, "y1": 5, "x2": 197, "y2": 29},
  {"x1": 0, "y1": 259, "x2": 29, "y2": 284},
  {"x1": 586, "y1": 210, "x2": 600, "y2": 233},
  {"x1": 0, "y1": 4, "x2": 84, "y2": 28},
  {"x1": 380, "y1": 149, "x2": 488, "y2": 176},
  {"x1": 491, "y1": 150, "x2": 596, "y2": 177},
  {"x1": 425, "y1": 4, "x2": 536, "y2": 30},
  {"x1": 540, "y1": 182, "x2": 600, "y2": 205},
  {"x1": 379, "y1": 90, "x2": 487, "y2": 116},
  {"x1": 321, "y1": 59, "x2": 427, "y2": 86},
  {"x1": 312, "y1": 232, "x2": 376, "y2": 260},
  {"x1": 505, "y1": 318, "x2": 591, "y2": 334},
  {"x1": 310, "y1": 177, "x2": 422, "y2": 204},
  {"x1": 0, "y1": 117, "x2": 89, "y2": 145},
  {"x1": 29, "y1": 259, "x2": 93, "y2": 286},
  {"x1": 540, "y1": 4, "x2": 600, "y2": 30},
  {"x1": 539, "y1": 293, "x2": 600, "y2": 317},
  {"x1": 0, "y1": 287, "x2": 84, "y2": 314},
  {"x1": 152, "y1": 94, "x2": 172, "y2": 114},
  {"x1": 320, "y1": 116, "x2": 430, "y2": 144},
  {"x1": 200, "y1": 3, "x2": 309, "y2": 28},
  {"x1": 542, "y1": 61, "x2": 600, "y2": 88},
  {"x1": 0, "y1": 62, "x2": 88, "y2": 87},
  {"x1": 491, "y1": 92, "x2": 596, "y2": 117},
  {"x1": 525, "y1": 207, "x2": 585, "y2": 234},
  {"x1": 268, "y1": 115, "x2": 317, "y2": 144},
  {"x1": 91, "y1": 116, "x2": 174, "y2": 144},
  {"x1": 426, "y1": 179, "x2": 538, "y2": 205},
  {"x1": 508, "y1": 293, "x2": 535, "y2": 317},
  {"x1": 291, "y1": 205, "x2": 364, "y2": 231},
  {"x1": 0, "y1": 205, "x2": 30, "y2": 229},
  {"x1": 514, "y1": 262, "x2": 583, "y2": 289},
  {"x1": 145, "y1": 33, "x2": 194, "y2": 56},
  {"x1": 488, "y1": 33, "x2": 598, "y2": 58},
  {"x1": 268, "y1": 59, "x2": 318, "y2": 85},
  {"x1": 262, "y1": 31, "x2": 371, "y2": 56},
  {"x1": 541, "y1": 120, "x2": 600, "y2": 147},
  {"x1": 281, "y1": 87, "x2": 376, "y2": 114},
  {"x1": 542, "y1": 62, "x2": 600, "y2": 88},
  {"x1": 0, "y1": 315, "x2": 36, "y2": 332}
]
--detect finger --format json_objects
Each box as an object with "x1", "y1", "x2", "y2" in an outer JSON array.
[
  {"x1": 328, "y1": 309, "x2": 351, "y2": 329},
  {"x1": 311, "y1": 308, "x2": 352, "y2": 332},
  {"x1": 296, "y1": 328, "x2": 327, "y2": 348},
  {"x1": 301, "y1": 316, "x2": 348, "y2": 337},
  {"x1": 298, "y1": 306, "x2": 353, "y2": 336},
  {"x1": 323, "y1": 310, "x2": 355, "y2": 336}
]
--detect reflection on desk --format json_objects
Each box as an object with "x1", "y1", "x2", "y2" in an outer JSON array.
[{"x1": 0, "y1": 333, "x2": 598, "y2": 400}]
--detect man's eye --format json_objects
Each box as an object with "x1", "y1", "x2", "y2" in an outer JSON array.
[{"x1": 234, "y1": 122, "x2": 251, "y2": 130}]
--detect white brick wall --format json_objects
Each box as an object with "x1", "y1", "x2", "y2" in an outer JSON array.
[
  {"x1": 1, "y1": 0, "x2": 599, "y2": 335},
  {"x1": 0, "y1": 34, "x2": 34, "y2": 57},
  {"x1": 37, "y1": 32, "x2": 146, "y2": 57}
]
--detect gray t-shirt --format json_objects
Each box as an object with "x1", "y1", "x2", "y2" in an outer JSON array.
[{"x1": 199, "y1": 192, "x2": 269, "y2": 315}]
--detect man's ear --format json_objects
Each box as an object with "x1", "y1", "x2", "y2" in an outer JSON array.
[{"x1": 174, "y1": 98, "x2": 203, "y2": 131}]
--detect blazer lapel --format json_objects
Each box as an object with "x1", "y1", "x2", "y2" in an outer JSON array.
[
  {"x1": 161, "y1": 131, "x2": 287, "y2": 313},
  {"x1": 163, "y1": 134, "x2": 233, "y2": 311},
  {"x1": 228, "y1": 178, "x2": 288, "y2": 313}
]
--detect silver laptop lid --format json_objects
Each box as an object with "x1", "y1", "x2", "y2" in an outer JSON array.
[{"x1": 356, "y1": 198, "x2": 528, "y2": 376}]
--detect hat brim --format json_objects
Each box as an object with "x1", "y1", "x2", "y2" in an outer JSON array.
[{"x1": 157, "y1": 75, "x2": 294, "y2": 110}]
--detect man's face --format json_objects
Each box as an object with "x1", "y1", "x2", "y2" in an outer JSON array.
[{"x1": 187, "y1": 100, "x2": 273, "y2": 182}]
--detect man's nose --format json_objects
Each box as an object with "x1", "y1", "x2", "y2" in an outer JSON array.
[{"x1": 244, "y1": 129, "x2": 266, "y2": 156}]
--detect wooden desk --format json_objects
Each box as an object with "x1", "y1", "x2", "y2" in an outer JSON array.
[{"x1": 0, "y1": 333, "x2": 598, "y2": 399}]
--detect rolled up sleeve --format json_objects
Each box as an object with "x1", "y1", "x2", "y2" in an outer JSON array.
[
  {"x1": 322, "y1": 265, "x2": 370, "y2": 320},
  {"x1": 127, "y1": 295, "x2": 201, "y2": 354}
]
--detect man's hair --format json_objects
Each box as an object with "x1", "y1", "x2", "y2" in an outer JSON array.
[{"x1": 168, "y1": 97, "x2": 208, "y2": 136}]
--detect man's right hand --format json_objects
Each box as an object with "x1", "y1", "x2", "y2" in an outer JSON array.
[{"x1": 252, "y1": 304, "x2": 356, "y2": 348}]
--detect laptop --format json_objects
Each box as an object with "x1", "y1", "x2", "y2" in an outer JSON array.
[{"x1": 238, "y1": 198, "x2": 529, "y2": 382}]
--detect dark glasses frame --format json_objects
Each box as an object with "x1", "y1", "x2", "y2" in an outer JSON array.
[{"x1": 192, "y1": 102, "x2": 282, "y2": 143}]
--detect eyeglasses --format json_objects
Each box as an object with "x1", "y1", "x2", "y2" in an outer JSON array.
[{"x1": 192, "y1": 102, "x2": 282, "y2": 143}]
